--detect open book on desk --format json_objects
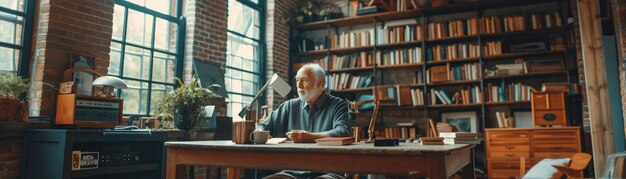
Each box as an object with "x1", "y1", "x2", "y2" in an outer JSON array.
[{"x1": 266, "y1": 138, "x2": 288, "y2": 144}]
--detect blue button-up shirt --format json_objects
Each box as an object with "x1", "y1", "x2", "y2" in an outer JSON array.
[{"x1": 258, "y1": 92, "x2": 351, "y2": 138}]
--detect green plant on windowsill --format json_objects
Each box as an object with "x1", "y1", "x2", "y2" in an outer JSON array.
[
  {"x1": 152, "y1": 76, "x2": 218, "y2": 140},
  {"x1": 0, "y1": 73, "x2": 29, "y2": 121}
]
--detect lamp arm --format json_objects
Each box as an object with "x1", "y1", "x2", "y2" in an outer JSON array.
[
  {"x1": 367, "y1": 100, "x2": 380, "y2": 142},
  {"x1": 247, "y1": 80, "x2": 271, "y2": 122}
]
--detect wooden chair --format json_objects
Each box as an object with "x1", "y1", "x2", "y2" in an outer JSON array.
[{"x1": 519, "y1": 153, "x2": 592, "y2": 179}]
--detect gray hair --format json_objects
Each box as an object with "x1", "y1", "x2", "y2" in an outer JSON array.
[{"x1": 299, "y1": 63, "x2": 326, "y2": 86}]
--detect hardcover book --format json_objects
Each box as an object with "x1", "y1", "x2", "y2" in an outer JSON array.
[{"x1": 315, "y1": 137, "x2": 355, "y2": 146}]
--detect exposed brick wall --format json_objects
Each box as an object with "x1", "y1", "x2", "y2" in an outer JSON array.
[
  {"x1": 613, "y1": 0, "x2": 626, "y2": 125},
  {"x1": 29, "y1": 0, "x2": 114, "y2": 116},
  {"x1": 570, "y1": 0, "x2": 590, "y2": 130},
  {"x1": 266, "y1": 0, "x2": 297, "y2": 109}
]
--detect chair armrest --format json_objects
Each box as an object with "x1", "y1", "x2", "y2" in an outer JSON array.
[{"x1": 552, "y1": 164, "x2": 582, "y2": 178}]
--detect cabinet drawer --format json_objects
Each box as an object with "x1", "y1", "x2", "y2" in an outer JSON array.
[
  {"x1": 532, "y1": 130, "x2": 578, "y2": 141},
  {"x1": 533, "y1": 110, "x2": 566, "y2": 125},
  {"x1": 488, "y1": 131, "x2": 529, "y2": 140},
  {"x1": 489, "y1": 170, "x2": 519, "y2": 179},
  {"x1": 533, "y1": 93, "x2": 549, "y2": 110},
  {"x1": 489, "y1": 144, "x2": 530, "y2": 152},
  {"x1": 488, "y1": 159, "x2": 532, "y2": 179},
  {"x1": 533, "y1": 143, "x2": 578, "y2": 152},
  {"x1": 534, "y1": 152, "x2": 576, "y2": 159},
  {"x1": 489, "y1": 151, "x2": 530, "y2": 158},
  {"x1": 548, "y1": 93, "x2": 564, "y2": 109}
]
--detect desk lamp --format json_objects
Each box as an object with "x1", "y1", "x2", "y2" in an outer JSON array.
[
  {"x1": 92, "y1": 76, "x2": 127, "y2": 98},
  {"x1": 366, "y1": 100, "x2": 380, "y2": 143},
  {"x1": 238, "y1": 73, "x2": 291, "y2": 123}
]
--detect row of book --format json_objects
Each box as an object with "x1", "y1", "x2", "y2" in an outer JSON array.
[
  {"x1": 495, "y1": 112, "x2": 515, "y2": 128},
  {"x1": 426, "y1": 63, "x2": 479, "y2": 83},
  {"x1": 291, "y1": 58, "x2": 327, "y2": 74},
  {"x1": 483, "y1": 41, "x2": 503, "y2": 56},
  {"x1": 485, "y1": 83, "x2": 535, "y2": 103},
  {"x1": 376, "y1": 47, "x2": 423, "y2": 66},
  {"x1": 426, "y1": 43, "x2": 481, "y2": 62},
  {"x1": 383, "y1": 127, "x2": 418, "y2": 140},
  {"x1": 328, "y1": 29, "x2": 375, "y2": 49},
  {"x1": 329, "y1": 74, "x2": 373, "y2": 90},
  {"x1": 379, "y1": 24, "x2": 423, "y2": 44},
  {"x1": 330, "y1": 52, "x2": 375, "y2": 70},
  {"x1": 427, "y1": 19, "x2": 479, "y2": 39},
  {"x1": 429, "y1": 86, "x2": 482, "y2": 105},
  {"x1": 440, "y1": 132, "x2": 479, "y2": 145}
]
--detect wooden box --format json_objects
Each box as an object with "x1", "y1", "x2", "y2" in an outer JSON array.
[
  {"x1": 55, "y1": 94, "x2": 123, "y2": 128},
  {"x1": 531, "y1": 92, "x2": 566, "y2": 126}
]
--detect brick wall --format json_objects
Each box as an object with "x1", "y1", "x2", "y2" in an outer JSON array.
[
  {"x1": 570, "y1": 0, "x2": 590, "y2": 130},
  {"x1": 29, "y1": 0, "x2": 114, "y2": 116},
  {"x1": 613, "y1": 0, "x2": 626, "y2": 124},
  {"x1": 265, "y1": 0, "x2": 297, "y2": 109}
]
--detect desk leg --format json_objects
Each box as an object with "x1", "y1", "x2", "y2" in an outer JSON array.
[
  {"x1": 167, "y1": 149, "x2": 187, "y2": 179},
  {"x1": 227, "y1": 167, "x2": 242, "y2": 179},
  {"x1": 460, "y1": 148, "x2": 476, "y2": 179}
]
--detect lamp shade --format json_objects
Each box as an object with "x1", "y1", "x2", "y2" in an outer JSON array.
[{"x1": 92, "y1": 76, "x2": 128, "y2": 89}]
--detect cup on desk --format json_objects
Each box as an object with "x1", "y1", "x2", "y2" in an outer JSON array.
[{"x1": 249, "y1": 131, "x2": 269, "y2": 144}]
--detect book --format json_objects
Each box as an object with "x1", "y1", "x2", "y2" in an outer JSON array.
[
  {"x1": 419, "y1": 137, "x2": 444, "y2": 145},
  {"x1": 443, "y1": 139, "x2": 481, "y2": 144},
  {"x1": 438, "y1": 132, "x2": 477, "y2": 138},
  {"x1": 315, "y1": 137, "x2": 355, "y2": 146}
]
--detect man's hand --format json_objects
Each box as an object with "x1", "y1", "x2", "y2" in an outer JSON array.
[{"x1": 286, "y1": 130, "x2": 320, "y2": 143}]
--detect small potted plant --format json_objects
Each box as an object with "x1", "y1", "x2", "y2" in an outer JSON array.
[
  {"x1": 152, "y1": 76, "x2": 218, "y2": 139},
  {"x1": 0, "y1": 73, "x2": 29, "y2": 121}
]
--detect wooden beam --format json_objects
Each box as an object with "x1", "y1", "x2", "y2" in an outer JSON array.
[{"x1": 577, "y1": 0, "x2": 616, "y2": 176}]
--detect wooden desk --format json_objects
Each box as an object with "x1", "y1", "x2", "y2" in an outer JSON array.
[{"x1": 166, "y1": 141, "x2": 475, "y2": 179}]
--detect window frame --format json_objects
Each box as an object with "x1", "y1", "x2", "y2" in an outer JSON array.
[
  {"x1": 110, "y1": 0, "x2": 185, "y2": 116},
  {"x1": 226, "y1": 0, "x2": 266, "y2": 120},
  {"x1": 0, "y1": 0, "x2": 35, "y2": 76}
]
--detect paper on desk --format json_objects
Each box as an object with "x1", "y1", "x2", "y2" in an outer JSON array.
[{"x1": 266, "y1": 138, "x2": 287, "y2": 144}]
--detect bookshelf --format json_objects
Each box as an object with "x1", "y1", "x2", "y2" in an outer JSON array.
[{"x1": 290, "y1": 0, "x2": 578, "y2": 149}]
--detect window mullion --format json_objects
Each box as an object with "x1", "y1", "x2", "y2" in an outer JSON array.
[{"x1": 146, "y1": 15, "x2": 157, "y2": 114}]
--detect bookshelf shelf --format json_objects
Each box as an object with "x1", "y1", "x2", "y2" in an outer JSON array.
[
  {"x1": 428, "y1": 80, "x2": 480, "y2": 86},
  {"x1": 482, "y1": 50, "x2": 565, "y2": 61},
  {"x1": 485, "y1": 101, "x2": 531, "y2": 106},
  {"x1": 298, "y1": 50, "x2": 327, "y2": 56},
  {"x1": 294, "y1": 10, "x2": 422, "y2": 31},
  {"x1": 330, "y1": 46, "x2": 374, "y2": 54},
  {"x1": 380, "y1": 105, "x2": 425, "y2": 110},
  {"x1": 426, "y1": 57, "x2": 479, "y2": 65},
  {"x1": 481, "y1": 27, "x2": 570, "y2": 40},
  {"x1": 331, "y1": 87, "x2": 373, "y2": 93},
  {"x1": 376, "y1": 41, "x2": 424, "y2": 50},
  {"x1": 428, "y1": 103, "x2": 482, "y2": 109},
  {"x1": 329, "y1": 66, "x2": 374, "y2": 73},
  {"x1": 425, "y1": 35, "x2": 478, "y2": 45},
  {"x1": 377, "y1": 63, "x2": 424, "y2": 70},
  {"x1": 483, "y1": 71, "x2": 567, "y2": 80}
]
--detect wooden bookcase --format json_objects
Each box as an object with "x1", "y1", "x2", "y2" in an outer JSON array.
[{"x1": 289, "y1": 0, "x2": 580, "y2": 172}]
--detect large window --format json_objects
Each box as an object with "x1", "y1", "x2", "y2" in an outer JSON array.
[
  {"x1": 0, "y1": 0, "x2": 34, "y2": 76},
  {"x1": 109, "y1": 0, "x2": 183, "y2": 115},
  {"x1": 226, "y1": 0, "x2": 265, "y2": 121}
]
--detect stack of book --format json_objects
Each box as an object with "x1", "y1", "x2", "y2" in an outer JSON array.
[
  {"x1": 419, "y1": 137, "x2": 444, "y2": 145},
  {"x1": 439, "y1": 132, "x2": 480, "y2": 144},
  {"x1": 495, "y1": 112, "x2": 514, "y2": 128}
]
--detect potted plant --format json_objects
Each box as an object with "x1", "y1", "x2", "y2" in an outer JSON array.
[
  {"x1": 0, "y1": 73, "x2": 29, "y2": 121},
  {"x1": 152, "y1": 76, "x2": 218, "y2": 139}
]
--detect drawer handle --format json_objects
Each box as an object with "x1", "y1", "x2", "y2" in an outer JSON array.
[
  {"x1": 551, "y1": 147, "x2": 563, "y2": 150},
  {"x1": 506, "y1": 146, "x2": 515, "y2": 150},
  {"x1": 505, "y1": 154, "x2": 514, "y2": 157}
]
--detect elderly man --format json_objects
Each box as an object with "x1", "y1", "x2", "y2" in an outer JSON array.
[{"x1": 257, "y1": 63, "x2": 351, "y2": 179}]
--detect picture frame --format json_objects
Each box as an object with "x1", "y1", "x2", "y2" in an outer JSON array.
[
  {"x1": 69, "y1": 52, "x2": 96, "y2": 96},
  {"x1": 441, "y1": 111, "x2": 478, "y2": 133},
  {"x1": 513, "y1": 111, "x2": 533, "y2": 128},
  {"x1": 129, "y1": 115, "x2": 141, "y2": 127}
]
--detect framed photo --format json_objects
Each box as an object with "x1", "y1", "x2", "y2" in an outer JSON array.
[
  {"x1": 441, "y1": 111, "x2": 478, "y2": 133},
  {"x1": 69, "y1": 53, "x2": 96, "y2": 96},
  {"x1": 129, "y1": 115, "x2": 141, "y2": 127}
]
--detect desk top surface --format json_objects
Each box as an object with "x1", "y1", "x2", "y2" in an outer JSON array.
[{"x1": 165, "y1": 140, "x2": 473, "y2": 155}]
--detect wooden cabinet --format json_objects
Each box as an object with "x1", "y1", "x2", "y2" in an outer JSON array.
[
  {"x1": 21, "y1": 129, "x2": 167, "y2": 179},
  {"x1": 532, "y1": 92, "x2": 567, "y2": 126},
  {"x1": 486, "y1": 127, "x2": 581, "y2": 179}
]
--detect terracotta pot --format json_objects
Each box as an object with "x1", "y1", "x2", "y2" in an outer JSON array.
[{"x1": 0, "y1": 98, "x2": 20, "y2": 121}]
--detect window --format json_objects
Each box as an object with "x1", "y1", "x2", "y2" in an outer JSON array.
[
  {"x1": 0, "y1": 0, "x2": 34, "y2": 76},
  {"x1": 109, "y1": 0, "x2": 183, "y2": 115},
  {"x1": 226, "y1": 0, "x2": 265, "y2": 121}
]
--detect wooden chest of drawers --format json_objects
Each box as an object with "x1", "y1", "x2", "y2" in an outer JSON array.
[{"x1": 486, "y1": 127, "x2": 581, "y2": 179}]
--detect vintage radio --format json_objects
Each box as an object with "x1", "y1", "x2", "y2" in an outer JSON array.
[
  {"x1": 55, "y1": 94, "x2": 122, "y2": 128},
  {"x1": 531, "y1": 91, "x2": 566, "y2": 126}
]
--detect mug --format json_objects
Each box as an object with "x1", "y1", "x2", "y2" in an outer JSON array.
[{"x1": 249, "y1": 131, "x2": 269, "y2": 144}]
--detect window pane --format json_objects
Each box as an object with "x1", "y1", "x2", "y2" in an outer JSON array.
[
  {"x1": 123, "y1": 46, "x2": 150, "y2": 80},
  {"x1": 0, "y1": 46, "x2": 19, "y2": 72},
  {"x1": 121, "y1": 80, "x2": 149, "y2": 114},
  {"x1": 108, "y1": 42, "x2": 121, "y2": 75},
  {"x1": 112, "y1": 5, "x2": 125, "y2": 40},
  {"x1": 126, "y1": 9, "x2": 153, "y2": 46},
  {"x1": 0, "y1": 13, "x2": 23, "y2": 46},
  {"x1": 150, "y1": 84, "x2": 173, "y2": 114},
  {"x1": 228, "y1": 0, "x2": 259, "y2": 40},
  {"x1": 0, "y1": 0, "x2": 23, "y2": 12},
  {"x1": 146, "y1": 0, "x2": 175, "y2": 16},
  {"x1": 154, "y1": 18, "x2": 177, "y2": 53},
  {"x1": 152, "y1": 52, "x2": 175, "y2": 83}
]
